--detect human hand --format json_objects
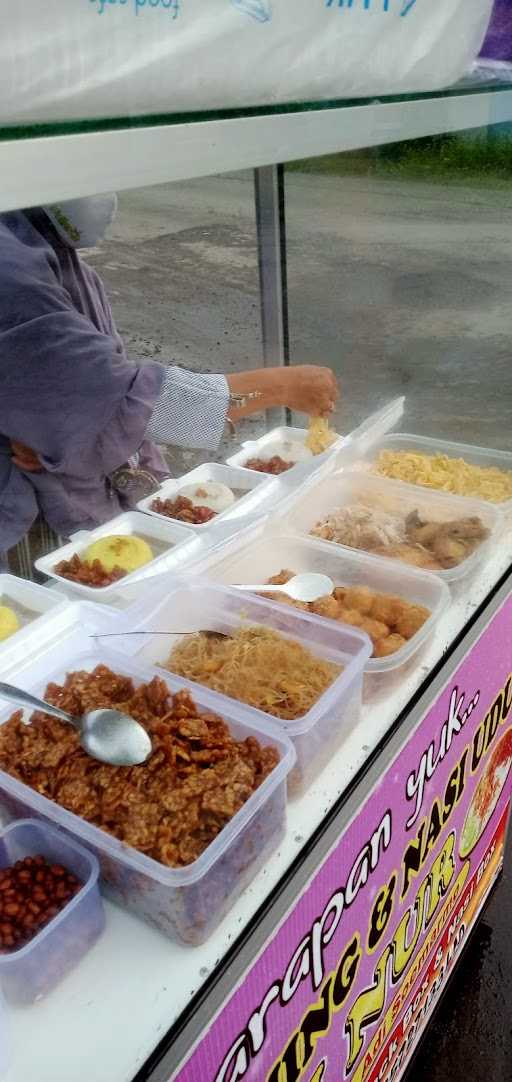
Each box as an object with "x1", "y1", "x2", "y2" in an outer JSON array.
[
  {"x1": 10, "y1": 441, "x2": 42, "y2": 473},
  {"x1": 280, "y1": 365, "x2": 338, "y2": 418}
]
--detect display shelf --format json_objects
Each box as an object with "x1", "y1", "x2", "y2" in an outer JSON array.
[
  {"x1": 2, "y1": 83, "x2": 512, "y2": 214},
  {"x1": 3, "y1": 543, "x2": 511, "y2": 1082}
]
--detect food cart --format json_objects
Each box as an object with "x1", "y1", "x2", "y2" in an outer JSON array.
[{"x1": 0, "y1": 19, "x2": 511, "y2": 1082}]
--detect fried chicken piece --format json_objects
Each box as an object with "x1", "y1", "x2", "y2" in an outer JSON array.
[
  {"x1": 371, "y1": 544, "x2": 442, "y2": 571},
  {"x1": 405, "y1": 511, "x2": 488, "y2": 568},
  {"x1": 432, "y1": 535, "x2": 467, "y2": 569},
  {"x1": 441, "y1": 516, "x2": 488, "y2": 541},
  {"x1": 405, "y1": 511, "x2": 441, "y2": 547}
]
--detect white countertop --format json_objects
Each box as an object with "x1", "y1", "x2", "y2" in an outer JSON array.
[{"x1": 3, "y1": 546, "x2": 512, "y2": 1082}]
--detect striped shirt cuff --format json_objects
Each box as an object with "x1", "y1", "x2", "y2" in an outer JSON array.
[{"x1": 146, "y1": 367, "x2": 230, "y2": 451}]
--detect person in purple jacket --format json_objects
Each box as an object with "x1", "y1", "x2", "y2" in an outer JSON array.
[{"x1": 0, "y1": 195, "x2": 338, "y2": 571}]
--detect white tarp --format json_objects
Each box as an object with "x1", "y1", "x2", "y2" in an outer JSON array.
[{"x1": 0, "y1": 0, "x2": 495, "y2": 126}]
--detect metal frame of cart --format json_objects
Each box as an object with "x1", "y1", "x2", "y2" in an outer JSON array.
[{"x1": 1, "y1": 82, "x2": 512, "y2": 1082}]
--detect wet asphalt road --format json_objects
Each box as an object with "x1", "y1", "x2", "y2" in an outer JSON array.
[{"x1": 89, "y1": 171, "x2": 512, "y2": 1078}]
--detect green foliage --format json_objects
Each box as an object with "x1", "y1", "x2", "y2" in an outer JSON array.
[{"x1": 286, "y1": 130, "x2": 512, "y2": 187}]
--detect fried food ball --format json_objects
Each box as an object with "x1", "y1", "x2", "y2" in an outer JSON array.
[
  {"x1": 267, "y1": 569, "x2": 294, "y2": 586},
  {"x1": 358, "y1": 617, "x2": 390, "y2": 644},
  {"x1": 370, "y1": 594, "x2": 404, "y2": 626},
  {"x1": 343, "y1": 586, "x2": 374, "y2": 615},
  {"x1": 338, "y1": 608, "x2": 365, "y2": 628},
  {"x1": 395, "y1": 606, "x2": 430, "y2": 640},
  {"x1": 374, "y1": 634, "x2": 407, "y2": 658},
  {"x1": 261, "y1": 591, "x2": 309, "y2": 612},
  {"x1": 311, "y1": 596, "x2": 340, "y2": 620}
]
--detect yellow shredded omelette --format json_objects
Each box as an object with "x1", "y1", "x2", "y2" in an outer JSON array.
[
  {"x1": 374, "y1": 449, "x2": 512, "y2": 504},
  {"x1": 165, "y1": 626, "x2": 341, "y2": 721},
  {"x1": 306, "y1": 417, "x2": 338, "y2": 455}
]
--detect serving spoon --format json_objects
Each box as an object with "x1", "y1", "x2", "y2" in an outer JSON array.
[
  {"x1": 0, "y1": 682, "x2": 152, "y2": 767},
  {"x1": 231, "y1": 572, "x2": 334, "y2": 603},
  {"x1": 92, "y1": 573, "x2": 337, "y2": 645}
]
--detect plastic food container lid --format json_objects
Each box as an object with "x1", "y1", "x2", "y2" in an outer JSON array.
[
  {"x1": 352, "y1": 431, "x2": 512, "y2": 517},
  {"x1": 175, "y1": 528, "x2": 450, "y2": 675},
  {"x1": 0, "y1": 818, "x2": 105, "y2": 1005},
  {"x1": 0, "y1": 575, "x2": 71, "y2": 669},
  {"x1": 112, "y1": 580, "x2": 373, "y2": 736},
  {"x1": 279, "y1": 469, "x2": 503, "y2": 584}
]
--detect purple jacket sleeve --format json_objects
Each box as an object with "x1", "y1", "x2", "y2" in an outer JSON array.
[{"x1": 0, "y1": 244, "x2": 166, "y2": 480}]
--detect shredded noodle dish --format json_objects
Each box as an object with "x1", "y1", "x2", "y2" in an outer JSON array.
[{"x1": 165, "y1": 627, "x2": 341, "y2": 721}]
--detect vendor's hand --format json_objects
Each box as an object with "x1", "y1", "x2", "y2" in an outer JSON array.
[
  {"x1": 281, "y1": 366, "x2": 338, "y2": 418},
  {"x1": 10, "y1": 441, "x2": 43, "y2": 473}
]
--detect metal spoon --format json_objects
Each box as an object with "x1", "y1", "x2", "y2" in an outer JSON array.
[
  {"x1": 0, "y1": 682, "x2": 152, "y2": 768},
  {"x1": 231, "y1": 572, "x2": 335, "y2": 604}
]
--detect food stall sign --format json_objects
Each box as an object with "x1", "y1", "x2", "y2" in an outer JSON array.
[{"x1": 173, "y1": 595, "x2": 512, "y2": 1082}]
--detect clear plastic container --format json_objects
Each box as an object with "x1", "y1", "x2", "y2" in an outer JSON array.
[
  {"x1": 0, "y1": 575, "x2": 70, "y2": 669},
  {"x1": 0, "y1": 996, "x2": 7, "y2": 1079},
  {"x1": 0, "y1": 819, "x2": 104, "y2": 1004},
  {"x1": 353, "y1": 432, "x2": 512, "y2": 521},
  {"x1": 117, "y1": 582, "x2": 371, "y2": 796},
  {"x1": 137, "y1": 462, "x2": 275, "y2": 533},
  {"x1": 182, "y1": 531, "x2": 450, "y2": 675},
  {"x1": 0, "y1": 651, "x2": 294, "y2": 946},
  {"x1": 227, "y1": 424, "x2": 345, "y2": 482},
  {"x1": 34, "y1": 512, "x2": 195, "y2": 602},
  {"x1": 0, "y1": 601, "x2": 137, "y2": 683},
  {"x1": 281, "y1": 470, "x2": 502, "y2": 584}
]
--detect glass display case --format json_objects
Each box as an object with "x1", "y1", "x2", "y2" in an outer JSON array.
[{"x1": 0, "y1": 19, "x2": 511, "y2": 1082}]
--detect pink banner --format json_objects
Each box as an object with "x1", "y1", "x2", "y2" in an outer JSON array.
[{"x1": 173, "y1": 594, "x2": 512, "y2": 1082}]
